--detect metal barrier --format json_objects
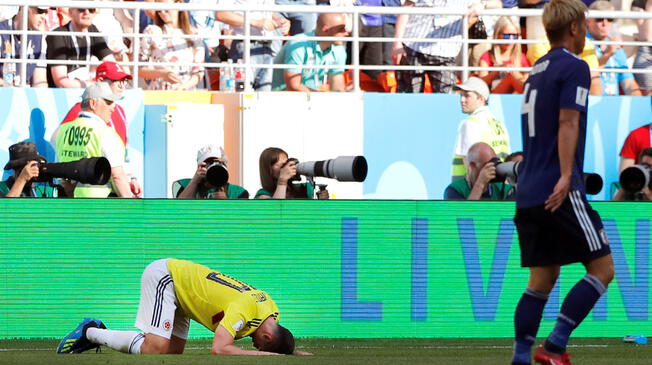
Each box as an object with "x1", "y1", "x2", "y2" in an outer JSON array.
[{"x1": 1, "y1": 0, "x2": 651, "y2": 91}]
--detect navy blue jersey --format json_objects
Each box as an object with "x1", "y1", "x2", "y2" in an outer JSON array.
[{"x1": 517, "y1": 48, "x2": 591, "y2": 209}]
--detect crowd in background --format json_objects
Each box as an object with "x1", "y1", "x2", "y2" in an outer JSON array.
[{"x1": 0, "y1": 0, "x2": 650, "y2": 94}]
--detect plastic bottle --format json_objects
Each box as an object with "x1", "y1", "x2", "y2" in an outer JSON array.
[
  {"x1": 225, "y1": 59, "x2": 235, "y2": 93},
  {"x1": 219, "y1": 61, "x2": 229, "y2": 91},
  {"x1": 234, "y1": 59, "x2": 245, "y2": 92},
  {"x1": 2, "y1": 40, "x2": 15, "y2": 86}
]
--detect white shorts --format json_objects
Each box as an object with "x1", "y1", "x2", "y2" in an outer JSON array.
[{"x1": 134, "y1": 259, "x2": 190, "y2": 340}]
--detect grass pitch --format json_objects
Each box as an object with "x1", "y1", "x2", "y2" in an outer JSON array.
[{"x1": 0, "y1": 338, "x2": 649, "y2": 364}]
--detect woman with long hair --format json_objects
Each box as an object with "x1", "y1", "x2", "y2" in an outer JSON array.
[
  {"x1": 477, "y1": 16, "x2": 530, "y2": 94},
  {"x1": 138, "y1": 0, "x2": 204, "y2": 90},
  {"x1": 255, "y1": 147, "x2": 329, "y2": 199}
]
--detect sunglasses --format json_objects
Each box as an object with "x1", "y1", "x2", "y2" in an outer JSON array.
[
  {"x1": 35, "y1": 8, "x2": 48, "y2": 14},
  {"x1": 102, "y1": 98, "x2": 115, "y2": 106},
  {"x1": 595, "y1": 18, "x2": 614, "y2": 23},
  {"x1": 77, "y1": 8, "x2": 97, "y2": 14},
  {"x1": 500, "y1": 33, "x2": 519, "y2": 40},
  {"x1": 107, "y1": 79, "x2": 130, "y2": 87}
]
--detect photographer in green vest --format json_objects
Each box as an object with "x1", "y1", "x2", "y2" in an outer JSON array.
[
  {"x1": 444, "y1": 142, "x2": 512, "y2": 200},
  {"x1": 53, "y1": 83, "x2": 133, "y2": 198}
]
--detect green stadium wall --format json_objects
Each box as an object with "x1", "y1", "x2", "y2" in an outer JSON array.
[{"x1": 0, "y1": 200, "x2": 649, "y2": 339}]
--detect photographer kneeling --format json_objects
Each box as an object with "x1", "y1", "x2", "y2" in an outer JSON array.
[
  {"x1": 444, "y1": 142, "x2": 512, "y2": 200},
  {"x1": 1, "y1": 142, "x2": 57, "y2": 198},
  {"x1": 255, "y1": 147, "x2": 329, "y2": 200},
  {"x1": 176, "y1": 145, "x2": 249, "y2": 199}
]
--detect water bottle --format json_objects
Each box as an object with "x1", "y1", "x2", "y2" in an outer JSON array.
[
  {"x1": 234, "y1": 59, "x2": 245, "y2": 92},
  {"x1": 2, "y1": 40, "x2": 15, "y2": 86},
  {"x1": 219, "y1": 61, "x2": 229, "y2": 91},
  {"x1": 225, "y1": 59, "x2": 235, "y2": 93}
]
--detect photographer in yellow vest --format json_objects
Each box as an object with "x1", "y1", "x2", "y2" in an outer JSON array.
[{"x1": 53, "y1": 83, "x2": 133, "y2": 198}]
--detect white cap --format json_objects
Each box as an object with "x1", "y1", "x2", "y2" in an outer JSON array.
[
  {"x1": 454, "y1": 77, "x2": 490, "y2": 100},
  {"x1": 81, "y1": 82, "x2": 123, "y2": 102},
  {"x1": 197, "y1": 144, "x2": 227, "y2": 166}
]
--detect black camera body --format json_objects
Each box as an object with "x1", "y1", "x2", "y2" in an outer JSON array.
[
  {"x1": 619, "y1": 163, "x2": 652, "y2": 192},
  {"x1": 206, "y1": 160, "x2": 229, "y2": 188}
]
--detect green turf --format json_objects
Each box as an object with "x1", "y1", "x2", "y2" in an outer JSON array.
[{"x1": 0, "y1": 338, "x2": 649, "y2": 364}]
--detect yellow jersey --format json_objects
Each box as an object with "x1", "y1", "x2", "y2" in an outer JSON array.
[
  {"x1": 166, "y1": 259, "x2": 280, "y2": 339},
  {"x1": 527, "y1": 37, "x2": 599, "y2": 69}
]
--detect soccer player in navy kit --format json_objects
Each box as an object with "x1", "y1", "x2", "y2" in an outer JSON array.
[{"x1": 511, "y1": 1, "x2": 615, "y2": 364}]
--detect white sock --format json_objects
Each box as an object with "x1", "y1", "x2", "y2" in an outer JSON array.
[{"x1": 86, "y1": 327, "x2": 145, "y2": 354}]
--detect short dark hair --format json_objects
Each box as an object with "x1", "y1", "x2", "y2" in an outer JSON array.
[
  {"x1": 264, "y1": 324, "x2": 295, "y2": 355},
  {"x1": 639, "y1": 147, "x2": 652, "y2": 162}
]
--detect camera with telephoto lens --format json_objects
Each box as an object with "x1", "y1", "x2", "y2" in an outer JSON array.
[
  {"x1": 34, "y1": 157, "x2": 112, "y2": 185},
  {"x1": 492, "y1": 159, "x2": 603, "y2": 195},
  {"x1": 294, "y1": 156, "x2": 368, "y2": 182},
  {"x1": 205, "y1": 160, "x2": 229, "y2": 188},
  {"x1": 619, "y1": 163, "x2": 652, "y2": 193}
]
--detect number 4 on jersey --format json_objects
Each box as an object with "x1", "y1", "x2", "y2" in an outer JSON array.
[{"x1": 521, "y1": 83, "x2": 537, "y2": 138}]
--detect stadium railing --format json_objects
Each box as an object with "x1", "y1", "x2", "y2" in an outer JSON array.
[{"x1": 1, "y1": 0, "x2": 652, "y2": 92}]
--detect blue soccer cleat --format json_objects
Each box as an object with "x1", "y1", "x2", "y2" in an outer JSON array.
[{"x1": 56, "y1": 318, "x2": 106, "y2": 354}]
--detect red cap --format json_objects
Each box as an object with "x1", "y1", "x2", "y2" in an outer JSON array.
[{"x1": 95, "y1": 61, "x2": 132, "y2": 81}]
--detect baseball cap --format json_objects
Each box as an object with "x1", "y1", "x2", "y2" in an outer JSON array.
[
  {"x1": 95, "y1": 61, "x2": 132, "y2": 81},
  {"x1": 4, "y1": 141, "x2": 46, "y2": 170},
  {"x1": 81, "y1": 82, "x2": 124, "y2": 102},
  {"x1": 454, "y1": 77, "x2": 490, "y2": 100},
  {"x1": 197, "y1": 144, "x2": 227, "y2": 166}
]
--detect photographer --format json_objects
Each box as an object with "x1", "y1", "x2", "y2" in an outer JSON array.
[
  {"x1": 0, "y1": 142, "x2": 57, "y2": 198},
  {"x1": 613, "y1": 147, "x2": 652, "y2": 201},
  {"x1": 444, "y1": 142, "x2": 512, "y2": 200},
  {"x1": 255, "y1": 147, "x2": 329, "y2": 199},
  {"x1": 176, "y1": 145, "x2": 249, "y2": 199}
]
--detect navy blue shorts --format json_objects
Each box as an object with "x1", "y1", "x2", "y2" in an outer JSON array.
[{"x1": 514, "y1": 191, "x2": 611, "y2": 267}]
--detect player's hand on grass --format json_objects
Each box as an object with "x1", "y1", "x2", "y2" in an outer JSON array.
[{"x1": 545, "y1": 175, "x2": 571, "y2": 212}]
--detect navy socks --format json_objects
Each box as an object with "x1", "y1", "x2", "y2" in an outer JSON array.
[
  {"x1": 545, "y1": 274, "x2": 607, "y2": 353},
  {"x1": 512, "y1": 288, "x2": 549, "y2": 364}
]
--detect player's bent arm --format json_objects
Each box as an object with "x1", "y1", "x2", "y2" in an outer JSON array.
[
  {"x1": 545, "y1": 108, "x2": 579, "y2": 211},
  {"x1": 111, "y1": 166, "x2": 133, "y2": 198},
  {"x1": 211, "y1": 326, "x2": 279, "y2": 355},
  {"x1": 619, "y1": 157, "x2": 635, "y2": 173}
]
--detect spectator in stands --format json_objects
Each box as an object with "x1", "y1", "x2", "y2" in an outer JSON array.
[
  {"x1": 477, "y1": 16, "x2": 530, "y2": 94},
  {"x1": 586, "y1": 1, "x2": 642, "y2": 96},
  {"x1": 619, "y1": 122, "x2": 652, "y2": 172},
  {"x1": 0, "y1": 6, "x2": 48, "y2": 87},
  {"x1": 52, "y1": 83, "x2": 133, "y2": 198},
  {"x1": 55, "y1": 61, "x2": 142, "y2": 197},
  {"x1": 139, "y1": 0, "x2": 205, "y2": 90},
  {"x1": 255, "y1": 147, "x2": 329, "y2": 199},
  {"x1": 46, "y1": 7, "x2": 115, "y2": 88},
  {"x1": 92, "y1": 0, "x2": 133, "y2": 62},
  {"x1": 632, "y1": 0, "x2": 652, "y2": 96},
  {"x1": 357, "y1": 0, "x2": 383, "y2": 80},
  {"x1": 381, "y1": 0, "x2": 401, "y2": 68},
  {"x1": 187, "y1": 0, "x2": 225, "y2": 89},
  {"x1": 451, "y1": 77, "x2": 511, "y2": 182},
  {"x1": 392, "y1": 0, "x2": 502, "y2": 93},
  {"x1": 272, "y1": 12, "x2": 348, "y2": 91},
  {"x1": 276, "y1": 0, "x2": 317, "y2": 35},
  {"x1": 176, "y1": 144, "x2": 249, "y2": 199},
  {"x1": 613, "y1": 147, "x2": 652, "y2": 201},
  {"x1": 0, "y1": 142, "x2": 58, "y2": 198},
  {"x1": 444, "y1": 142, "x2": 512, "y2": 200},
  {"x1": 518, "y1": 0, "x2": 549, "y2": 40},
  {"x1": 216, "y1": 0, "x2": 290, "y2": 91}
]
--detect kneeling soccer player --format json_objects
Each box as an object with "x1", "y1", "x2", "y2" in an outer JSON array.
[{"x1": 57, "y1": 258, "x2": 307, "y2": 355}]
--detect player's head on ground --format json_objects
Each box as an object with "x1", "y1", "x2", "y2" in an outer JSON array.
[
  {"x1": 251, "y1": 316, "x2": 295, "y2": 355},
  {"x1": 542, "y1": 0, "x2": 588, "y2": 54}
]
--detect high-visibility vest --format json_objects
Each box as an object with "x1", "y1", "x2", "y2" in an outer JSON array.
[{"x1": 55, "y1": 113, "x2": 120, "y2": 198}]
